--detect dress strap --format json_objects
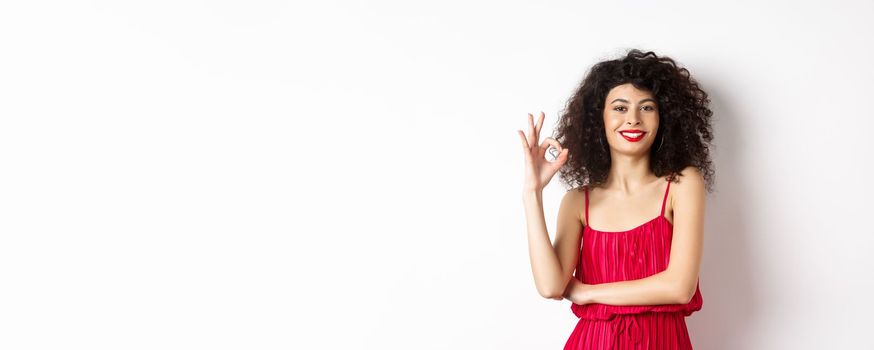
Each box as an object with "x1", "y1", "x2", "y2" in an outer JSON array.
[
  {"x1": 584, "y1": 186, "x2": 589, "y2": 225},
  {"x1": 660, "y1": 178, "x2": 671, "y2": 217}
]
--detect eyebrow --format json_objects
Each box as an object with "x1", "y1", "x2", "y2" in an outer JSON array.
[{"x1": 610, "y1": 98, "x2": 656, "y2": 105}]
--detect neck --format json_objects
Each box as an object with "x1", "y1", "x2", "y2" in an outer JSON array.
[{"x1": 604, "y1": 151, "x2": 656, "y2": 195}]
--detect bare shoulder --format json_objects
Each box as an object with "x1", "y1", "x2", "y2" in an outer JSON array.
[
  {"x1": 672, "y1": 166, "x2": 705, "y2": 191},
  {"x1": 559, "y1": 187, "x2": 587, "y2": 227},
  {"x1": 670, "y1": 166, "x2": 706, "y2": 209}
]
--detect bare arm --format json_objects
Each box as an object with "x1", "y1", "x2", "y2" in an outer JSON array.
[
  {"x1": 517, "y1": 112, "x2": 579, "y2": 300},
  {"x1": 524, "y1": 189, "x2": 583, "y2": 299},
  {"x1": 564, "y1": 166, "x2": 706, "y2": 305},
  {"x1": 566, "y1": 270, "x2": 684, "y2": 305}
]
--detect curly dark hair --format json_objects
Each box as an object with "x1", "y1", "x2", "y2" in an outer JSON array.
[{"x1": 553, "y1": 49, "x2": 715, "y2": 193}]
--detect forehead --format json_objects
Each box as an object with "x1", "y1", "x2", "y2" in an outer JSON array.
[{"x1": 605, "y1": 83, "x2": 654, "y2": 100}]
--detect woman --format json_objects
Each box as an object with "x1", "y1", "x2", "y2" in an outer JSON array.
[{"x1": 517, "y1": 49, "x2": 715, "y2": 349}]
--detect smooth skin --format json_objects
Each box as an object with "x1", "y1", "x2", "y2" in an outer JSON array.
[{"x1": 518, "y1": 83, "x2": 705, "y2": 306}]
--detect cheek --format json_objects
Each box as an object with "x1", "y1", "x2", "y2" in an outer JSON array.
[
  {"x1": 643, "y1": 114, "x2": 659, "y2": 129},
  {"x1": 603, "y1": 114, "x2": 622, "y2": 129}
]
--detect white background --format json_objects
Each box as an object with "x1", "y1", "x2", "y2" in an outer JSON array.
[{"x1": 1, "y1": 1, "x2": 873, "y2": 349}]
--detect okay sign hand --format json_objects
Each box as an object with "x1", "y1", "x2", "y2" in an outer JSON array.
[{"x1": 517, "y1": 111, "x2": 569, "y2": 193}]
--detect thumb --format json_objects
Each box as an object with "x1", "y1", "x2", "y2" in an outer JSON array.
[{"x1": 554, "y1": 148, "x2": 569, "y2": 168}]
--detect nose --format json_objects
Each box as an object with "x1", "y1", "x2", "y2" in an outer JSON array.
[{"x1": 625, "y1": 112, "x2": 642, "y2": 126}]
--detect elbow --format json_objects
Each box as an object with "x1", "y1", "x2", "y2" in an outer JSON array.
[
  {"x1": 540, "y1": 292, "x2": 560, "y2": 300},
  {"x1": 538, "y1": 282, "x2": 567, "y2": 300},
  {"x1": 674, "y1": 286, "x2": 695, "y2": 304},
  {"x1": 538, "y1": 287, "x2": 562, "y2": 300},
  {"x1": 665, "y1": 270, "x2": 696, "y2": 304}
]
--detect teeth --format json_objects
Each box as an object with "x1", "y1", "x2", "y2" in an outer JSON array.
[{"x1": 621, "y1": 132, "x2": 643, "y2": 138}]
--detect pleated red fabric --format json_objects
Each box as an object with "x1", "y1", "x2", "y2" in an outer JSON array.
[{"x1": 564, "y1": 178, "x2": 702, "y2": 350}]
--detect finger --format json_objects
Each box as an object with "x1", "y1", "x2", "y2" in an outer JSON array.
[
  {"x1": 517, "y1": 130, "x2": 532, "y2": 155},
  {"x1": 527, "y1": 113, "x2": 537, "y2": 147},
  {"x1": 554, "y1": 148, "x2": 569, "y2": 168},
  {"x1": 540, "y1": 137, "x2": 563, "y2": 154},
  {"x1": 542, "y1": 136, "x2": 562, "y2": 148},
  {"x1": 535, "y1": 111, "x2": 545, "y2": 139},
  {"x1": 533, "y1": 111, "x2": 545, "y2": 143}
]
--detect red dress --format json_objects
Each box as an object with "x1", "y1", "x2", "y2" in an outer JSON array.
[{"x1": 564, "y1": 179, "x2": 703, "y2": 350}]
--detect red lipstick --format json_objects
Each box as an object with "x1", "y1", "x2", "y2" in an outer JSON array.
[{"x1": 619, "y1": 130, "x2": 646, "y2": 142}]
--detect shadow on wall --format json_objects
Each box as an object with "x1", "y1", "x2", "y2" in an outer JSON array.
[{"x1": 686, "y1": 79, "x2": 759, "y2": 350}]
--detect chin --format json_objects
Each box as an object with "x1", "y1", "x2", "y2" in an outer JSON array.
[{"x1": 614, "y1": 145, "x2": 652, "y2": 156}]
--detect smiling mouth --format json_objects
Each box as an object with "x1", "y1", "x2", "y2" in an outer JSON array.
[{"x1": 619, "y1": 131, "x2": 646, "y2": 142}]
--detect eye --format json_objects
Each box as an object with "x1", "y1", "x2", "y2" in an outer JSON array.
[{"x1": 614, "y1": 105, "x2": 655, "y2": 112}]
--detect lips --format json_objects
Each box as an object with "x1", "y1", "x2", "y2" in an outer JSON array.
[{"x1": 619, "y1": 130, "x2": 646, "y2": 142}]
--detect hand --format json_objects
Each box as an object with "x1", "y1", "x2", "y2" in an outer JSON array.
[
  {"x1": 517, "y1": 112, "x2": 569, "y2": 193},
  {"x1": 562, "y1": 279, "x2": 592, "y2": 305}
]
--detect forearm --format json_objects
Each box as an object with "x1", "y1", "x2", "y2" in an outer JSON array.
[
  {"x1": 523, "y1": 190, "x2": 567, "y2": 298},
  {"x1": 571, "y1": 271, "x2": 686, "y2": 306}
]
